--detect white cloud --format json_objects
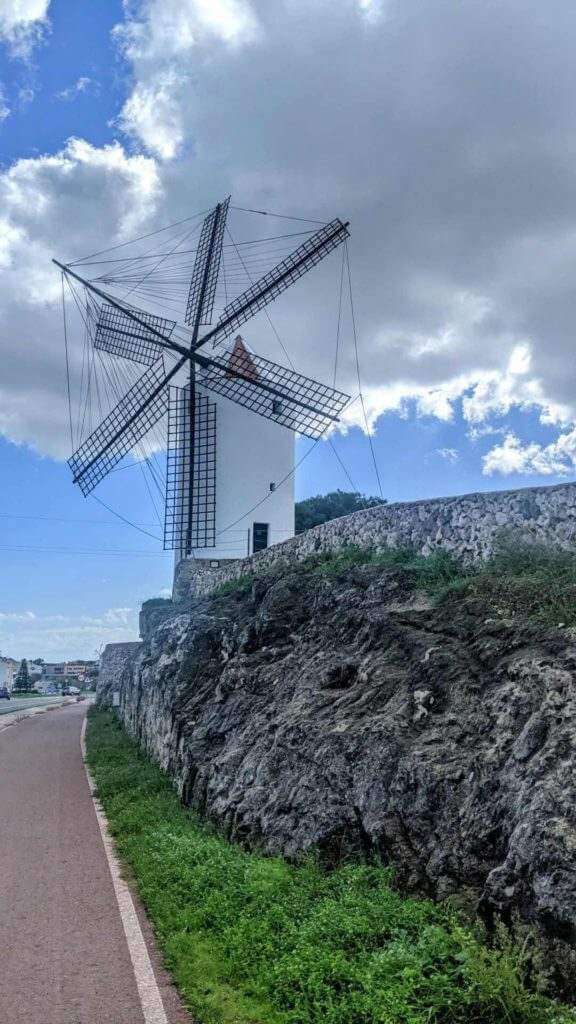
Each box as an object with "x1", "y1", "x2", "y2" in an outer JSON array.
[
  {"x1": 118, "y1": 70, "x2": 185, "y2": 159},
  {"x1": 0, "y1": 606, "x2": 139, "y2": 660},
  {"x1": 357, "y1": 0, "x2": 386, "y2": 22},
  {"x1": 437, "y1": 447, "x2": 459, "y2": 464},
  {"x1": 0, "y1": 137, "x2": 162, "y2": 456},
  {"x1": 483, "y1": 430, "x2": 576, "y2": 477},
  {"x1": 0, "y1": 0, "x2": 51, "y2": 57},
  {"x1": 0, "y1": 86, "x2": 10, "y2": 122},
  {"x1": 56, "y1": 76, "x2": 96, "y2": 102},
  {"x1": 115, "y1": 0, "x2": 259, "y2": 158},
  {"x1": 6, "y1": 0, "x2": 576, "y2": 484},
  {"x1": 106, "y1": 0, "x2": 576, "y2": 466}
]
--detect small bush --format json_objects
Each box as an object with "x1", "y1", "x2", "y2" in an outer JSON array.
[{"x1": 213, "y1": 574, "x2": 255, "y2": 598}]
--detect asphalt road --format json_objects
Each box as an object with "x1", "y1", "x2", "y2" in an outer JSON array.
[
  {"x1": 0, "y1": 695, "x2": 68, "y2": 716},
  {"x1": 0, "y1": 703, "x2": 188, "y2": 1024}
]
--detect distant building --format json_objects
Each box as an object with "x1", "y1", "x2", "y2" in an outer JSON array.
[
  {"x1": 0, "y1": 657, "x2": 18, "y2": 692},
  {"x1": 42, "y1": 662, "x2": 66, "y2": 680},
  {"x1": 40, "y1": 660, "x2": 98, "y2": 689}
]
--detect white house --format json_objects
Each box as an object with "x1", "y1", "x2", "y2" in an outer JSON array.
[
  {"x1": 0, "y1": 657, "x2": 18, "y2": 692},
  {"x1": 175, "y1": 336, "x2": 295, "y2": 569}
]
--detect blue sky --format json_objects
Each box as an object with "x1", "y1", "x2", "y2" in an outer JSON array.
[{"x1": 1, "y1": 0, "x2": 576, "y2": 659}]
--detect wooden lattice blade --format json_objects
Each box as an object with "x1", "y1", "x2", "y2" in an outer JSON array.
[
  {"x1": 185, "y1": 198, "x2": 230, "y2": 330},
  {"x1": 68, "y1": 358, "x2": 170, "y2": 495},
  {"x1": 201, "y1": 218, "x2": 349, "y2": 349},
  {"x1": 196, "y1": 337, "x2": 350, "y2": 439},
  {"x1": 94, "y1": 302, "x2": 176, "y2": 366}
]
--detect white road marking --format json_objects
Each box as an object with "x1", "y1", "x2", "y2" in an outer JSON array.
[{"x1": 80, "y1": 716, "x2": 169, "y2": 1024}]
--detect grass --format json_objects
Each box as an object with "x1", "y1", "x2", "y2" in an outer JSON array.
[
  {"x1": 211, "y1": 548, "x2": 464, "y2": 601},
  {"x1": 213, "y1": 573, "x2": 256, "y2": 597},
  {"x1": 299, "y1": 545, "x2": 464, "y2": 591},
  {"x1": 456, "y1": 537, "x2": 576, "y2": 626},
  {"x1": 286, "y1": 537, "x2": 576, "y2": 627},
  {"x1": 86, "y1": 708, "x2": 574, "y2": 1024}
]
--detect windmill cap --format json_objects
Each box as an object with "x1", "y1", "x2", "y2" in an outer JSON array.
[{"x1": 227, "y1": 335, "x2": 259, "y2": 381}]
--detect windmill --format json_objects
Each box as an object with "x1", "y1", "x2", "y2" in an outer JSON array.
[{"x1": 53, "y1": 199, "x2": 351, "y2": 565}]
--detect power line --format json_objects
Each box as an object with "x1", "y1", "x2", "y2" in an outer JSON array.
[
  {"x1": 0, "y1": 511, "x2": 157, "y2": 528},
  {"x1": 0, "y1": 544, "x2": 169, "y2": 556}
]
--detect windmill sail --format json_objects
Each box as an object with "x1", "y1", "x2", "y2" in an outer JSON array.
[
  {"x1": 164, "y1": 386, "x2": 217, "y2": 551},
  {"x1": 185, "y1": 197, "x2": 230, "y2": 330},
  {"x1": 94, "y1": 303, "x2": 176, "y2": 366},
  {"x1": 68, "y1": 358, "x2": 169, "y2": 495},
  {"x1": 203, "y1": 218, "x2": 349, "y2": 349},
  {"x1": 197, "y1": 336, "x2": 349, "y2": 439}
]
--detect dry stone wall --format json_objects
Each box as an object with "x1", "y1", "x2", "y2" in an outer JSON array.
[{"x1": 174, "y1": 481, "x2": 576, "y2": 601}]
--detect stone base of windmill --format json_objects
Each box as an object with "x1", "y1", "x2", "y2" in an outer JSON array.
[{"x1": 172, "y1": 556, "x2": 241, "y2": 602}]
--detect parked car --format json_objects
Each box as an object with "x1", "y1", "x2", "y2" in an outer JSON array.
[
  {"x1": 62, "y1": 686, "x2": 81, "y2": 696},
  {"x1": 0, "y1": 687, "x2": 11, "y2": 700}
]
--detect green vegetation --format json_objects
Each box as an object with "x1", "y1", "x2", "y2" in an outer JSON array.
[
  {"x1": 15, "y1": 657, "x2": 32, "y2": 692},
  {"x1": 141, "y1": 596, "x2": 173, "y2": 610},
  {"x1": 295, "y1": 535, "x2": 576, "y2": 626},
  {"x1": 211, "y1": 536, "x2": 576, "y2": 627},
  {"x1": 295, "y1": 490, "x2": 386, "y2": 534},
  {"x1": 213, "y1": 573, "x2": 255, "y2": 597},
  {"x1": 457, "y1": 537, "x2": 576, "y2": 626},
  {"x1": 86, "y1": 708, "x2": 574, "y2": 1024},
  {"x1": 300, "y1": 544, "x2": 463, "y2": 590}
]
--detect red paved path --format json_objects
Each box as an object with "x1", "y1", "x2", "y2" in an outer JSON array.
[{"x1": 0, "y1": 703, "x2": 188, "y2": 1024}]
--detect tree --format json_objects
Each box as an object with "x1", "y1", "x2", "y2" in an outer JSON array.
[
  {"x1": 15, "y1": 658, "x2": 32, "y2": 692},
  {"x1": 295, "y1": 490, "x2": 387, "y2": 534}
]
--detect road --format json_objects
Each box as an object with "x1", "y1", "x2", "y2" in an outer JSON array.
[
  {"x1": 0, "y1": 702, "x2": 189, "y2": 1024},
  {"x1": 0, "y1": 694, "x2": 69, "y2": 715}
]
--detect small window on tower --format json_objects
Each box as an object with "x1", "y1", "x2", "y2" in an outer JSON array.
[{"x1": 272, "y1": 399, "x2": 283, "y2": 416}]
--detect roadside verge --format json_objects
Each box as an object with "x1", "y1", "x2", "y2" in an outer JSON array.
[{"x1": 85, "y1": 707, "x2": 575, "y2": 1024}]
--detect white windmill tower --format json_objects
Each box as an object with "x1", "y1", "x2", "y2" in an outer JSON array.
[{"x1": 53, "y1": 199, "x2": 351, "y2": 579}]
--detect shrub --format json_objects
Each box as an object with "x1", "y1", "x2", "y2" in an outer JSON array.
[{"x1": 213, "y1": 574, "x2": 255, "y2": 598}]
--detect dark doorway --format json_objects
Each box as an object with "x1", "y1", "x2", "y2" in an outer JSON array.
[{"x1": 253, "y1": 522, "x2": 269, "y2": 552}]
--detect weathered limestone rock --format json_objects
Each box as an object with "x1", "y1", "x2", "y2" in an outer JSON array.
[
  {"x1": 96, "y1": 641, "x2": 142, "y2": 707},
  {"x1": 104, "y1": 562, "x2": 576, "y2": 996}
]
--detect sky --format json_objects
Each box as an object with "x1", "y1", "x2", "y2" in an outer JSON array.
[{"x1": 2, "y1": 0, "x2": 576, "y2": 660}]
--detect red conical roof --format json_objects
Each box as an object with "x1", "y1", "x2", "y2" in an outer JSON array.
[{"x1": 226, "y1": 335, "x2": 259, "y2": 381}]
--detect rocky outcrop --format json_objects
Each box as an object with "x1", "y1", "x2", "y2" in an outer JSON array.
[{"x1": 108, "y1": 562, "x2": 576, "y2": 996}]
